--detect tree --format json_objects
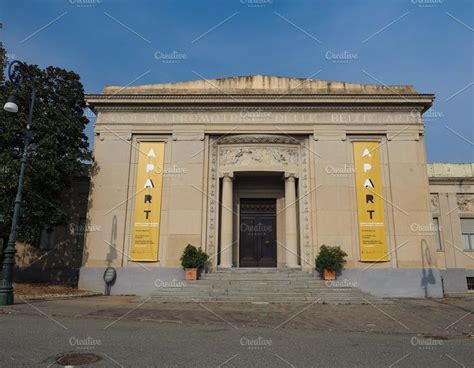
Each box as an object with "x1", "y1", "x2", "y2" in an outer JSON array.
[{"x1": 0, "y1": 43, "x2": 92, "y2": 246}]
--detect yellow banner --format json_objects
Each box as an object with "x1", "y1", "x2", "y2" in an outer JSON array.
[
  {"x1": 131, "y1": 142, "x2": 165, "y2": 261},
  {"x1": 353, "y1": 142, "x2": 388, "y2": 262}
]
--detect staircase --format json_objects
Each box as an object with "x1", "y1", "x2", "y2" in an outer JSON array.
[{"x1": 151, "y1": 268, "x2": 388, "y2": 304}]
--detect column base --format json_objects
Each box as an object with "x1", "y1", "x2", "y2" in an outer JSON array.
[{"x1": 218, "y1": 265, "x2": 233, "y2": 269}]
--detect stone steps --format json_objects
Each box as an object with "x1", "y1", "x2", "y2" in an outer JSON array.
[
  {"x1": 212, "y1": 267, "x2": 303, "y2": 273},
  {"x1": 152, "y1": 295, "x2": 380, "y2": 304},
  {"x1": 184, "y1": 280, "x2": 330, "y2": 288},
  {"x1": 151, "y1": 269, "x2": 388, "y2": 304},
  {"x1": 154, "y1": 289, "x2": 358, "y2": 296},
  {"x1": 201, "y1": 272, "x2": 315, "y2": 278},
  {"x1": 157, "y1": 286, "x2": 346, "y2": 293}
]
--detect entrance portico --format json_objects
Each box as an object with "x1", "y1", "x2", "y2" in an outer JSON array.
[
  {"x1": 218, "y1": 170, "x2": 301, "y2": 269},
  {"x1": 207, "y1": 133, "x2": 312, "y2": 271}
]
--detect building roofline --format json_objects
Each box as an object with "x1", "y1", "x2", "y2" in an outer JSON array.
[{"x1": 85, "y1": 93, "x2": 435, "y2": 114}]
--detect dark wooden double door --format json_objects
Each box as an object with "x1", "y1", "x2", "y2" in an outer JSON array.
[{"x1": 239, "y1": 198, "x2": 277, "y2": 267}]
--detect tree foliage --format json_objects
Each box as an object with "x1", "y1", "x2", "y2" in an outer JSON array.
[{"x1": 0, "y1": 43, "x2": 92, "y2": 245}]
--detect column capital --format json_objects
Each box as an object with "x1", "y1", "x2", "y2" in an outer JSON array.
[
  {"x1": 284, "y1": 172, "x2": 298, "y2": 180},
  {"x1": 220, "y1": 171, "x2": 234, "y2": 180}
]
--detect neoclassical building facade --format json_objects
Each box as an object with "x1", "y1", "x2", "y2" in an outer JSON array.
[{"x1": 78, "y1": 76, "x2": 474, "y2": 297}]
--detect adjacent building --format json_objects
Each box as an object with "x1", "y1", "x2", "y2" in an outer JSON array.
[{"x1": 14, "y1": 176, "x2": 90, "y2": 283}]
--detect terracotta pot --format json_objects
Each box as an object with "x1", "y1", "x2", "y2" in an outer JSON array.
[
  {"x1": 323, "y1": 269, "x2": 336, "y2": 280},
  {"x1": 184, "y1": 268, "x2": 198, "y2": 281}
]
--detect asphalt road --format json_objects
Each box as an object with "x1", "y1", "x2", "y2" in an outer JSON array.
[{"x1": 0, "y1": 313, "x2": 472, "y2": 368}]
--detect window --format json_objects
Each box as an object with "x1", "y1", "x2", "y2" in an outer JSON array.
[
  {"x1": 39, "y1": 227, "x2": 56, "y2": 250},
  {"x1": 461, "y1": 218, "x2": 474, "y2": 251},
  {"x1": 467, "y1": 277, "x2": 474, "y2": 291},
  {"x1": 433, "y1": 218, "x2": 442, "y2": 251},
  {"x1": 76, "y1": 218, "x2": 87, "y2": 250}
]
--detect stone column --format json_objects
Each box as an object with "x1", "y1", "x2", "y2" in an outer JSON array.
[
  {"x1": 219, "y1": 172, "x2": 233, "y2": 268},
  {"x1": 284, "y1": 173, "x2": 299, "y2": 268}
]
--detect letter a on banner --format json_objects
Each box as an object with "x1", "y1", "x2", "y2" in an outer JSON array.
[
  {"x1": 353, "y1": 142, "x2": 389, "y2": 262},
  {"x1": 131, "y1": 142, "x2": 165, "y2": 261}
]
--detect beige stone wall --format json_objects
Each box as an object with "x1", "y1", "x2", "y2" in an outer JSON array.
[
  {"x1": 311, "y1": 128, "x2": 437, "y2": 270},
  {"x1": 83, "y1": 107, "x2": 442, "y2": 271},
  {"x1": 384, "y1": 136, "x2": 436, "y2": 268},
  {"x1": 82, "y1": 126, "x2": 134, "y2": 267},
  {"x1": 84, "y1": 115, "x2": 207, "y2": 268}
]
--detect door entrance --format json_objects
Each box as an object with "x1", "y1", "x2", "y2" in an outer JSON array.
[{"x1": 239, "y1": 198, "x2": 277, "y2": 267}]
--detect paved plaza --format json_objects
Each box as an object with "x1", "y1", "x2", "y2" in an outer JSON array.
[{"x1": 0, "y1": 295, "x2": 472, "y2": 367}]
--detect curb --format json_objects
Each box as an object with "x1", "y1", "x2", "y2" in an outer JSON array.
[{"x1": 15, "y1": 291, "x2": 103, "y2": 303}]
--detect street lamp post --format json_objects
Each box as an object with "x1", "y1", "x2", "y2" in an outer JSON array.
[{"x1": 0, "y1": 60, "x2": 36, "y2": 305}]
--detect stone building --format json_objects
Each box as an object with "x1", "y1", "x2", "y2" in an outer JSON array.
[
  {"x1": 428, "y1": 163, "x2": 474, "y2": 294},
  {"x1": 78, "y1": 76, "x2": 474, "y2": 298}
]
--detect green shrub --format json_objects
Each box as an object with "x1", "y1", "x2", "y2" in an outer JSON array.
[
  {"x1": 180, "y1": 244, "x2": 209, "y2": 269},
  {"x1": 315, "y1": 245, "x2": 347, "y2": 273}
]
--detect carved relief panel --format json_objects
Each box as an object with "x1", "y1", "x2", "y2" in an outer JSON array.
[
  {"x1": 219, "y1": 146, "x2": 299, "y2": 169},
  {"x1": 456, "y1": 194, "x2": 474, "y2": 213},
  {"x1": 430, "y1": 194, "x2": 440, "y2": 214}
]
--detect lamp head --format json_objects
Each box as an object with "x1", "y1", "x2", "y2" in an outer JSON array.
[{"x1": 3, "y1": 92, "x2": 19, "y2": 113}]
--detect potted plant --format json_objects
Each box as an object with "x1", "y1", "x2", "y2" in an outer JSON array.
[
  {"x1": 180, "y1": 244, "x2": 209, "y2": 281},
  {"x1": 315, "y1": 245, "x2": 347, "y2": 280}
]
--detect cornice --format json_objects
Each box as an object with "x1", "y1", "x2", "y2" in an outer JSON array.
[
  {"x1": 429, "y1": 177, "x2": 474, "y2": 185},
  {"x1": 86, "y1": 93, "x2": 434, "y2": 99},
  {"x1": 86, "y1": 93, "x2": 434, "y2": 113},
  {"x1": 91, "y1": 105, "x2": 429, "y2": 112}
]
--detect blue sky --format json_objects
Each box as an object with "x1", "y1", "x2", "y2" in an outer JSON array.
[{"x1": 1, "y1": 0, "x2": 472, "y2": 163}]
